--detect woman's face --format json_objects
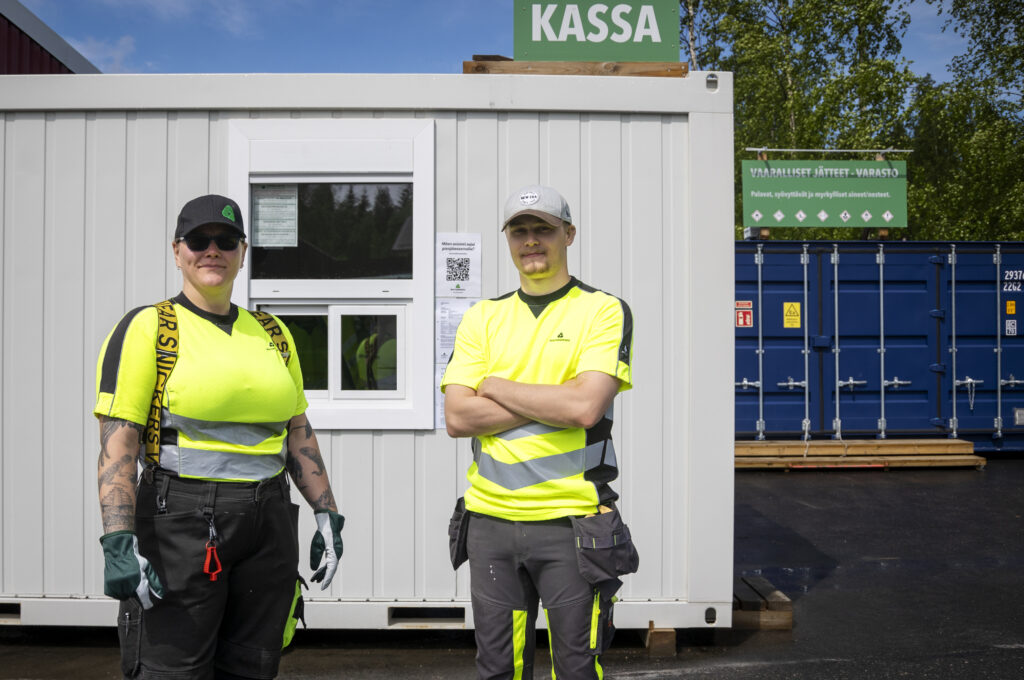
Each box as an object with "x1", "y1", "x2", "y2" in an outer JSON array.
[{"x1": 172, "y1": 224, "x2": 247, "y2": 300}]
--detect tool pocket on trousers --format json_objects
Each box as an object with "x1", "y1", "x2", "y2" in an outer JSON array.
[
  {"x1": 589, "y1": 582, "x2": 619, "y2": 656},
  {"x1": 447, "y1": 496, "x2": 470, "y2": 570},
  {"x1": 134, "y1": 509, "x2": 209, "y2": 600},
  {"x1": 118, "y1": 597, "x2": 143, "y2": 677},
  {"x1": 569, "y1": 508, "x2": 640, "y2": 584}
]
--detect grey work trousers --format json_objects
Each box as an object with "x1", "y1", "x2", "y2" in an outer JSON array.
[{"x1": 466, "y1": 512, "x2": 615, "y2": 680}]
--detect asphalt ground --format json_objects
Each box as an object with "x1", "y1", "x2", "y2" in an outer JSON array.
[{"x1": 2, "y1": 457, "x2": 1022, "y2": 679}]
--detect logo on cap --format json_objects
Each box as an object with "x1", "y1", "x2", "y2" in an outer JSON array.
[
  {"x1": 519, "y1": 191, "x2": 540, "y2": 206},
  {"x1": 222, "y1": 205, "x2": 236, "y2": 222}
]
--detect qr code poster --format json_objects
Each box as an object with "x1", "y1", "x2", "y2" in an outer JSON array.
[{"x1": 436, "y1": 233, "x2": 481, "y2": 298}]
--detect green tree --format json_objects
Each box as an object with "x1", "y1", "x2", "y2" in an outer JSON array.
[
  {"x1": 906, "y1": 77, "x2": 1024, "y2": 240},
  {"x1": 683, "y1": 1, "x2": 917, "y2": 239},
  {"x1": 927, "y1": 0, "x2": 1023, "y2": 112},
  {"x1": 907, "y1": 1, "x2": 1024, "y2": 241}
]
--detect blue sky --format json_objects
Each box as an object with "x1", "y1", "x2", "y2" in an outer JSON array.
[{"x1": 22, "y1": 0, "x2": 965, "y2": 81}]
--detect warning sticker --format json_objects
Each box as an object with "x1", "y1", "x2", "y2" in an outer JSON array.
[
  {"x1": 1009, "y1": 300, "x2": 1017, "y2": 315},
  {"x1": 736, "y1": 300, "x2": 754, "y2": 328},
  {"x1": 1008, "y1": 319, "x2": 1018, "y2": 337},
  {"x1": 784, "y1": 302, "x2": 801, "y2": 329}
]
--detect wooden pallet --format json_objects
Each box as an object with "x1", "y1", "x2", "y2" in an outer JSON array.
[
  {"x1": 733, "y1": 575, "x2": 793, "y2": 630},
  {"x1": 736, "y1": 439, "x2": 986, "y2": 470}
]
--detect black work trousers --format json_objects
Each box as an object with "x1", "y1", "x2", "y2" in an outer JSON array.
[
  {"x1": 466, "y1": 512, "x2": 615, "y2": 680},
  {"x1": 118, "y1": 470, "x2": 299, "y2": 680}
]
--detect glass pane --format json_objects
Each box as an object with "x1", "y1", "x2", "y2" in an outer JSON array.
[
  {"x1": 341, "y1": 315, "x2": 398, "y2": 391},
  {"x1": 252, "y1": 183, "x2": 413, "y2": 280},
  {"x1": 277, "y1": 315, "x2": 327, "y2": 391}
]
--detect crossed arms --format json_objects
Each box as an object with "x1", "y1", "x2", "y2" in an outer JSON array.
[{"x1": 444, "y1": 371, "x2": 620, "y2": 439}]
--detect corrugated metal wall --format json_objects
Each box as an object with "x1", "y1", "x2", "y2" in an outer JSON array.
[
  {"x1": 1, "y1": 16, "x2": 73, "y2": 74},
  {"x1": 0, "y1": 74, "x2": 735, "y2": 628}
]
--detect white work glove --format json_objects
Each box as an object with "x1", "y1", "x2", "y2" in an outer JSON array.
[{"x1": 310, "y1": 510, "x2": 344, "y2": 590}]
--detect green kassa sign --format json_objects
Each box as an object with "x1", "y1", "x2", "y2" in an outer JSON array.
[
  {"x1": 742, "y1": 160, "x2": 908, "y2": 228},
  {"x1": 514, "y1": 1, "x2": 680, "y2": 62}
]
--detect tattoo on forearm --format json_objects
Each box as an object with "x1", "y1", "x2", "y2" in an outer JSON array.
[
  {"x1": 285, "y1": 453, "x2": 305, "y2": 489},
  {"x1": 302, "y1": 420, "x2": 314, "y2": 439},
  {"x1": 311, "y1": 487, "x2": 337, "y2": 511},
  {"x1": 299, "y1": 446, "x2": 326, "y2": 477},
  {"x1": 99, "y1": 417, "x2": 143, "y2": 462},
  {"x1": 100, "y1": 486, "x2": 135, "y2": 532},
  {"x1": 97, "y1": 453, "x2": 135, "y2": 494}
]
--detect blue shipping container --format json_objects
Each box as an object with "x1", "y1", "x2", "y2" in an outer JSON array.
[{"x1": 735, "y1": 242, "x2": 1024, "y2": 452}]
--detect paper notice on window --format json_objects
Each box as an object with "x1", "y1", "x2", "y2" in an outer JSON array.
[
  {"x1": 252, "y1": 184, "x2": 299, "y2": 247},
  {"x1": 435, "y1": 298, "x2": 476, "y2": 365},
  {"x1": 436, "y1": 233, "x2": 481, "y2": 298}
]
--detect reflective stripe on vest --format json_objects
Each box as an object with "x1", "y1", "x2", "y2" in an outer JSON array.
[
  {"x1": 474, "y1": 440, "x2": 617, "y2": 491},
  {"x1": 158, "y1": 444, "x2": 286, "y2": 481},
  {"x1": 162, "y1": 412, "x2": 289, "y2": 447},
  {"x1": 473, "y1": 405, "x2": 617, "y2": 490},
  {"x1": 158, "y1": 410, "x2": 288, "y2": 480},
  {"x1": 493, "y1": 421, "x2": 563, "y2": 441}
]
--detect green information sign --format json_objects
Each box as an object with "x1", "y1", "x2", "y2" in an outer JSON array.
[
  {"x1": 513, "y1": 1, "x2": 680, "y2": 62},
  {"x1": 741, "y1": 160, "x2": 908, "y2": 228}
]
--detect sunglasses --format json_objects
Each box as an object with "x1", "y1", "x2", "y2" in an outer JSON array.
[{"x1": 180, "y1": 233, "x2": 243, "y2": 252}]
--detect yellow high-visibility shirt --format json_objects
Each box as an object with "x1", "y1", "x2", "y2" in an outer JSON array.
[
  {"x1": 95, "y1": 294, "x2": 307, "y2": 482},
  {"x1": 442, "y1": 277, "x2": 633, "y2": 521}
]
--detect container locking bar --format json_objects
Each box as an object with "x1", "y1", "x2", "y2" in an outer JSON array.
[
  {"x1": 883, "y1": 377, "x2": 912, "y2": 389},
  {"x1": 995, "y1": 245, "x2": 1004, "y2": 439},
  {"x1": 735, "y1": 378, "x2": 761, "y2": 390},
  {"x1": 777, "y1": 377, "x2": 806, "y2": 390},
  {"x1": 954, "y1": 377, "x2": 984, "y2": 413},
  {"x1": 838, "y1": 377, "x2": 867, "y2": 391}
]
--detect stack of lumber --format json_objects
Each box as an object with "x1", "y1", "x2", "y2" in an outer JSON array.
[
  {"x1": 735, "y1": 439, "x2": 985, "y2": 470},
  {"x1": 733, "y1": 575, "x2": 793, "y2": 630}
]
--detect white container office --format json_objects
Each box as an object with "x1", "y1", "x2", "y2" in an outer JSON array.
[{"x1": 0, "y1": 72, "x2": 734, "y2": 629}]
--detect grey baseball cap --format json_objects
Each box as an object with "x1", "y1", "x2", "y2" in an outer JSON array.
[{"x1": 502, "y1": 184, "x2": 573, "y2": 230}]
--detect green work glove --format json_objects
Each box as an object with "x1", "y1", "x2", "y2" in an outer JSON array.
[
  {"x1": 99, "y1": 531, "x2": 164, "y2": 610},
  {"x1": 310, "y1": 510, "x2": 344, "y2": 590}
]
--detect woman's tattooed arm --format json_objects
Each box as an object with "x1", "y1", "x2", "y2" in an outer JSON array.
[
  {"x1": 285, "y1": 413, "x2": 338, "y2": 512},
  {"x1": 97, "y1": 416, "x2": 142, "y2": 533}
]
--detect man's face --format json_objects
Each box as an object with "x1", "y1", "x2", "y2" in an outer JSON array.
[{"x1": 504, "y1": 216, "x2": 576, "y2": 281}]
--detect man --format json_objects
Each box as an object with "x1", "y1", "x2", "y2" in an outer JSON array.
[{"x1": 442, "y1": 185, "x2": 637, "y2": 679}]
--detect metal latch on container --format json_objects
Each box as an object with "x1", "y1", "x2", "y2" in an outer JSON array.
[
  {"x1": 838, "y1": 377, "x2": 867, "y2": 391},
  {"x1": 777, "y1": 377, "x2": 806, "y2": 390}
]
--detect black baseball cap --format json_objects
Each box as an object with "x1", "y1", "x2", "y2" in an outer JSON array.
[{"x1": 175, "y1": 194, "x2": 245, "y2": 240}]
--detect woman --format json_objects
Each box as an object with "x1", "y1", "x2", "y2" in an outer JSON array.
[{"x1": 94, "y1": 194, "x2": 343, "y2": 680}]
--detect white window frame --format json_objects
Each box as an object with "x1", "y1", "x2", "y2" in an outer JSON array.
[
  {"x1": 328, "y1": 304, "x2": 406, "y2": 400},
  {"x1": 228, "y1": 119, "x2": 435, "y2": 429}
]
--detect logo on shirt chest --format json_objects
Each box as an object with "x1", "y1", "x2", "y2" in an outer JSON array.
[{"x1": 549, "y1": 331, "x2": 571, "y2": 343}]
